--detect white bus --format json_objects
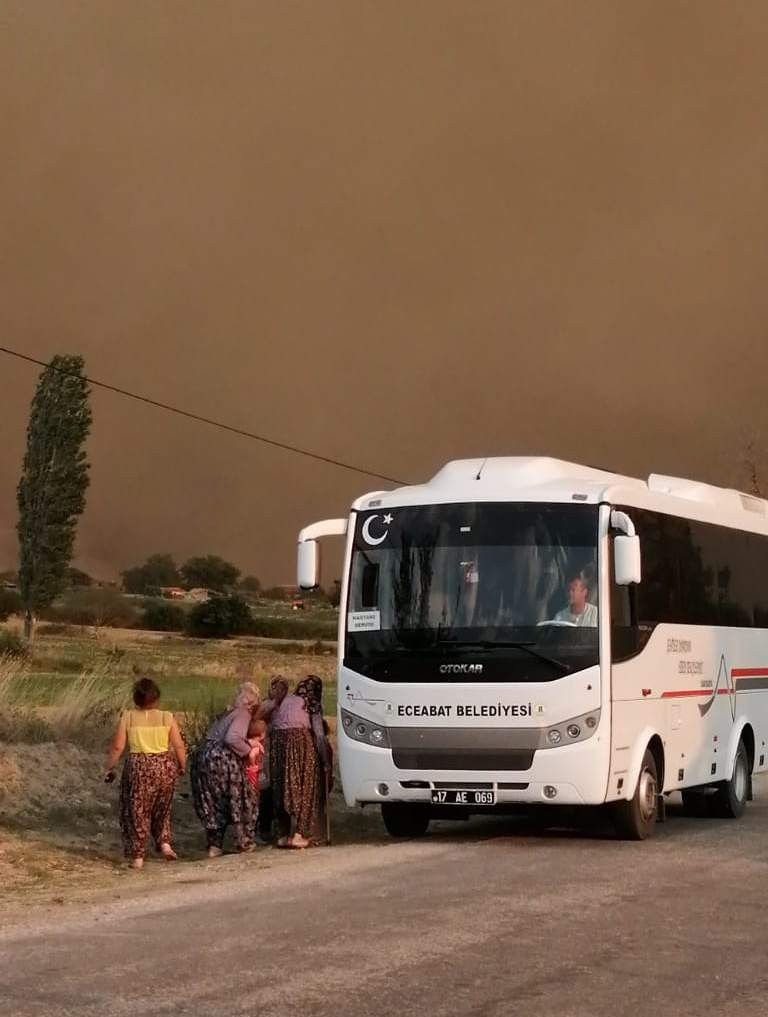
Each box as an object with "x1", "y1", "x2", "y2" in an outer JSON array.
[{"x1": 297, "y1": 457, "x2": 768, "y2": 839}]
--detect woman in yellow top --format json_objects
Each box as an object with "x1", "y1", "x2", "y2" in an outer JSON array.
[{"x1": 105, "y1": 677, "x2": 187, "y2": 869}]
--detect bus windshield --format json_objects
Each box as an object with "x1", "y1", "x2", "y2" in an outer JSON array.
[{"x1": 345, "y1": 502, "x2": 599, "y2": 682}]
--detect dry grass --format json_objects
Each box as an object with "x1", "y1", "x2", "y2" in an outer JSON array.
[{"x1": 0, "y1": 656, "x2": 129, "y2": 747}]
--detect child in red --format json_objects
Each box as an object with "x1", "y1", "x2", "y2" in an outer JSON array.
[{"x1": 245, "y1": 718, "x2": 267, "y2": 789}]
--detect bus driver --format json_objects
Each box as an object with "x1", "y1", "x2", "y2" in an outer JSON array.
[{"x1": 554, "y1": 575, "x2": 598, "y2": 627}]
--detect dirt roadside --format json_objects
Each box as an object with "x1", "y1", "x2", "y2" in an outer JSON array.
[{"x1": 0, "y1": 741, "x2": 385, "y2": 919}]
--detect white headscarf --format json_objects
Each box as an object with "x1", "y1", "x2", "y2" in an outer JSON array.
[{"x1": 233, "y1": 681, "x2": 261, "y2": 710}]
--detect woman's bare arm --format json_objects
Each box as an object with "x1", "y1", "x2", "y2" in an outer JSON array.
[
  {"x1": 257, "y1": 699, "x2": 277, "y2": 722},
  {"x1": 310, "y1": 712, "x2": 330, "y2": 768},
  {"x1": 105, "y1": 719, "x2": 127, "y2": 774},
  {"x1": 169, "y1": 717, "x2": 187, "y2": 773}
]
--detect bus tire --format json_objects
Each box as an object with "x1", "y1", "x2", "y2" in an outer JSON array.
[
  {"x1": 381, "y1": 803, "x2": 431, "y2": 838},
  {"x1": 709, "y1": 740, "x2": 749, "y2": 819},
  {"x1": 613, "y1": 748, "x2": 658, "y2": 840}
]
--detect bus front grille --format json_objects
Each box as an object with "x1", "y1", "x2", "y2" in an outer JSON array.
[
  {"x1": 392, "y1": 748, "x2": 535, "y2": 771},
  {"x1": 390, "y1": 726, "x2": 537, "y2": 772}
]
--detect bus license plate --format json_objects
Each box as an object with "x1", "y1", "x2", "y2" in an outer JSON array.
[{"x1": 431, "y1": 789, "x2": 496, "y2": 806}]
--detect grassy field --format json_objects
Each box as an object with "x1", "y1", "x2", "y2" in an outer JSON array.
[{"x1": 2, "y1": 624, "x2": 339, "y2": 716}]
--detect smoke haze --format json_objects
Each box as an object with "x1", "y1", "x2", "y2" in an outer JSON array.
[{"x1": 1, "y1": 2, "x2": 767, "y2": 583}]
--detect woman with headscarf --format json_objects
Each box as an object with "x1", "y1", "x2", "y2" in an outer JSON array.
[
  {"x1": 264, "y1": 675, "x2": 329, "y2": 849},
  {"x1": 191, "y1": 681, "x2": 262, "y2": 856},
  {"x1": 253, "y1": 676, "x2": 288, "y2": 843}
]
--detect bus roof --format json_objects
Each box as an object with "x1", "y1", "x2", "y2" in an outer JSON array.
[{"x1": 352, "y1": 457, "x2": 768, "y2": 534}]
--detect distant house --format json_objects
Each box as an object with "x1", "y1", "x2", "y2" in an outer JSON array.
[
  {"x1": 186, "y1": 588, "x2": 211, "y2": 603},
  {"x1": 160, "y1": 586, "x2": 186, "y2": 600}
]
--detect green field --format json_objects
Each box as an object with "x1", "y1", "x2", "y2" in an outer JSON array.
[{"x1": 0, "y1": 626, "x2": 340, "y2": 740}]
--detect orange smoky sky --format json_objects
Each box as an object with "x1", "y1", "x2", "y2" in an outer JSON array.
[{"x1": 1, "y1": 2, "x2": 767, "y2": 585}]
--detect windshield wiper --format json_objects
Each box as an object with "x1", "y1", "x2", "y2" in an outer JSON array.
[
  {"x1": 360, "y1": 644, "x2": 455, "y2": 665},
  {"x1": 437, "y1": 639, "x2": 571, "y2": 674}
]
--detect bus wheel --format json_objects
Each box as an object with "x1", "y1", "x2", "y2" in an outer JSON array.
[
  {"x1": 613, "y1": 749, "x2": 658, "y2": 840},
  {"x1": 709, "y1": 740, "x2": 749, "y2": 819},
  {"x1": 381, "y1": 803, "x2": 431, "y2": 838}
]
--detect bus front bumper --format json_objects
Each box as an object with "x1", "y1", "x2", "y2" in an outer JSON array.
[{"x1": 340, "y1": 737, "x2": 609, "y2": 808}]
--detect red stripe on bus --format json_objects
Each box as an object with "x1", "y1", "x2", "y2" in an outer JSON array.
[
  {"x1": 732, "y1": 668, "x2": 768, "y2": 677},
  {"x1": 660, "y1": 690, "x2": 709, "y2": 698}
]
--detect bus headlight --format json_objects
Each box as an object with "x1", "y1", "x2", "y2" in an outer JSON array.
[
  {"x1": 340, "y1": 709, "x2": 391, "y2": 748},
  {"x1": 539, "y1": 709, "x2": 601, "y2": 749}
]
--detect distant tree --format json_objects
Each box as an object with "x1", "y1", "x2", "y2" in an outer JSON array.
[
  {"x1": 262, "y1": 586, "x2": 289, "y2": 601},
  {"x1": 186, "y1": 594, "x2": 252, "y2": 639},
  {"x1": 0, "y1": 588, "x2": 22, "y2": 622},
  {"x1": 180, "y1": 555, "x2": 240, "y2": 592},
  {"x1": 239, "y1": 575, "x2": 262, "y2": 595},
  {"x1": 328, "y1": 579, "x2": 342, "y2": 608},
  {"x1": 121, "y1": 554, "x2": 180, "y2": 595},
  {"x1": 17, "y1": 354, "x2": 92, "y2": 639},
  {"x1": 67, "y1": 566, "x2": 93, "y2": 588}
]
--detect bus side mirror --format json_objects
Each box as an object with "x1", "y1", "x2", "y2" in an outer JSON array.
[
  {"x1": 297, "y1": 540, "x2": 320, "y2": 590},
  {"x1": 614, "y1": 535, "x2": 641, "y2": 586}
]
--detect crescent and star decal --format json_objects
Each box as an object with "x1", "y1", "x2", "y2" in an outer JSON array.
[{"x1": 361, "y1": 513, "x2": 393, "y2": 546}]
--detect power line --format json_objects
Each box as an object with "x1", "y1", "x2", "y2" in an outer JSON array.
[{"x1": 0, "y1": 344, "x2": 408, "y2": 486}]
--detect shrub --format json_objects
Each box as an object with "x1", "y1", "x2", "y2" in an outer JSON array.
[
  {"x1": 141, "y1": 599, "x2": 186, "y2": 632},
  {"x1": 47, "y1": 588, "x2": 140, "y2": 628},
  {"x1": 186, "y1": 595, "x2": 253, "y2": 639},
  {"x1": 0, "y1": 628, "x2": 29, "y2": 658},
  {"x1": 0, "y1": 589, "x2": 22, "y2": 622}
]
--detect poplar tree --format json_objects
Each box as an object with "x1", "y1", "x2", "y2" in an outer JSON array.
[{"x1": 17, "y1": 355, "x2": 92, "y2": 638}]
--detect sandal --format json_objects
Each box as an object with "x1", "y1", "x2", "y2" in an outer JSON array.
[
  {"x1": 289, "y1": 834, "x2": 310, "y2": 850},
  {"x1": 276, "y1": 836, "x2": 291, "y2": 848},
  {"x1": 207, "y1": 846, "x2": 224, "y2": 859},
  {"x1": 159, "y1": 843, "x2": 178, "y2": 861}
]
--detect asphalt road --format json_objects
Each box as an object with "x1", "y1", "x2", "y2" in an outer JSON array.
[{"x1": 2, "y1": 795, "x2": 768, "y2": 1017}]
